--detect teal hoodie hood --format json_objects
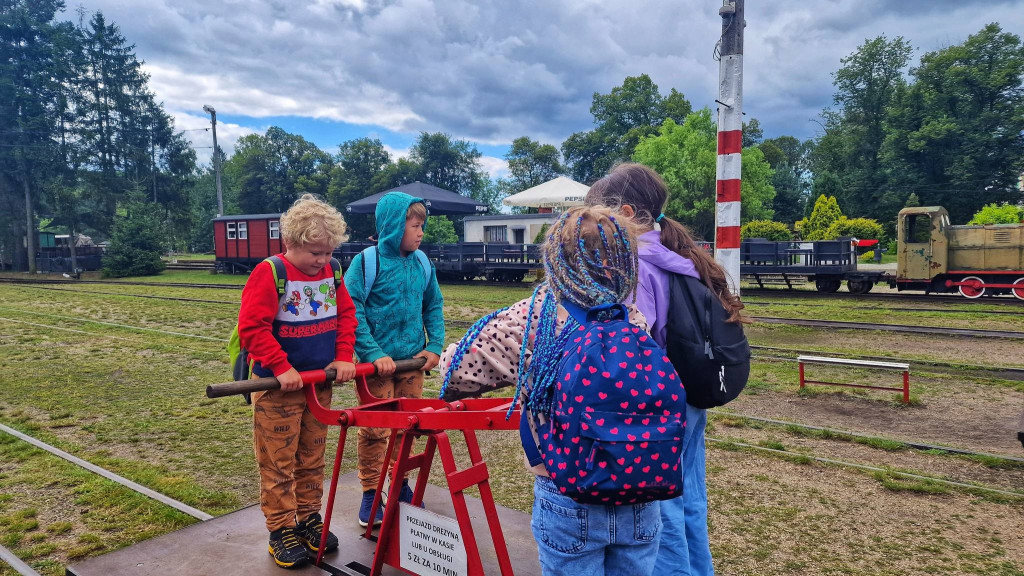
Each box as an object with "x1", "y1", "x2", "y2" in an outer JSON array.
[
  {"x1": 343, "y1": 191, "x2": 445, "y2": 363},
  {"x1": 375, "y1": 191, "x2": 426, "y2": 257}
]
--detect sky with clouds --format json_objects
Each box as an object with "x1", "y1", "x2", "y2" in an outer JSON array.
[{"x1": 62, "y1": 0, "x2": 1024, "y2": 175}]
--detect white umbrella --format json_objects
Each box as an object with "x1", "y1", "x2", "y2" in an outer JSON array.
[{"x1": 502, "y1": 176, "x2": 590, "y2": 209}]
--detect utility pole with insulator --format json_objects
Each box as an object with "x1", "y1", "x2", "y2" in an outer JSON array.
[
  {"x1": 715, "y1": 0, "x2": 744, "y2": 295},
  {"x1": 203, "y1": 105, "x2": 224, "y2": 216}
]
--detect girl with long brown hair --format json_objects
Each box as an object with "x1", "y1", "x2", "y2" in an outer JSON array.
[{"x1": 587, "y1": 163, "x2": 742, "y2": 576}]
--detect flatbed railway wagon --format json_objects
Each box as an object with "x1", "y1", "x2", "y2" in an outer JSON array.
[
  {"x1": 739, "y1": 237, "x2": 883, "y2": 294},
  {"x1": 214, "y1": 214, "x2": 542, "y2": 280},
  {"x1": 896, "y1": 206, "x2": 1024, "y2": 299}
]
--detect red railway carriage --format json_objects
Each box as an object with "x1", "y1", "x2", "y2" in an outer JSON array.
[{"x1": 213, "y1": 214, "x2": 282, "y2": 272}]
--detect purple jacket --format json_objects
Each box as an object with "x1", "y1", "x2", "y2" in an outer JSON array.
[{"x1": 634, "y1": 230, "x2": 700, "y2": 347}]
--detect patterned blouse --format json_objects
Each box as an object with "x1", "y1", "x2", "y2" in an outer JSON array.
[{"x1": 439, "y1": 286, "x2": 649, "y2": 475}]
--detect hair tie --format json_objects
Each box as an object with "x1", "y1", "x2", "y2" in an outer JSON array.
[{"x1": 656, "y1": 213, "x2": 666, "y2": 223}]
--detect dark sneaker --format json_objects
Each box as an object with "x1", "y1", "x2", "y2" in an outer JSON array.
[
  {"x1": 296, "y1": 512, "x2": 339, "y2": 553},
  {"x1": 268, "y1": 526, "x2": 309, "y2": 569},
  {"x1": 398, "y1": 480, "x2": 424, "y2": 508},
  {"x1": 358, "y1": 490, "x2": 384, "y2": 527}
]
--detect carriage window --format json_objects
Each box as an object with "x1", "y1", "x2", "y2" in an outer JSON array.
[
  {"x1": 227, "y1": 222, "x2": 237, "y2": 240},
  {"x1": 905, "y1": 215, "x2": 931, "y2": 243},
  {"x1": 485, "y1": 226, "x2": 507, "y2": 243},
  {"x1": 238, "y1": 222, "x2": 248, "y2": 240},
  {"x1": 269, "y1": 221, "x2": 280, "y2": 239}
]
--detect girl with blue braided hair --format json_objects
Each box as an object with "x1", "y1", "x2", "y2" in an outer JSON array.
[{"x1": 440, "y1": 205, "x2": 663, "y2": 576}]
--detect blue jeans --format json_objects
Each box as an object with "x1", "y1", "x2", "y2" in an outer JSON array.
[
  {"x1": 531, "y1": 476, "x2": 661, "y2": 576},
  {"x1": 652, "y1": 404, "x2": 713, "y2": 575}
]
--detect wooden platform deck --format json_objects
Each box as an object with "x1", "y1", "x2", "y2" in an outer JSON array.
[{"x1": 67, "y1": 471, "x2": 540, "y2": 576}]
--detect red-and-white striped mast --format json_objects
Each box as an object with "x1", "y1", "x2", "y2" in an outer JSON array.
[{"x1": 715, "y1": 0, "x2": 744, "y2": 295}]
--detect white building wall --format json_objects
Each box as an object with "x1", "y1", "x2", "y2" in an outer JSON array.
[{"x1": 463, "y1": 215, "x2": 558, "y2": 243}]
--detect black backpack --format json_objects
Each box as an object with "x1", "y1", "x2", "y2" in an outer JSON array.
[{"x1": 664, "y1": 273, "x2": 750, "y2": 409}]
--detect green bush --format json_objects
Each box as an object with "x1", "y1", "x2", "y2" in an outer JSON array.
[
  {"x1": 824, "y1": 217, "x2": 885, "y2": 242},
  {"x1": 423, "y1": 215, "x2": 458, "y2": 244},
  {"x1": 741, "y1": 220, "x2": 792, "y2": 241},
  {"x1": 801, "y1": 195, "x2": 844, "y2": 240},
  {"x1": 967, "y1": 203, "x2": 1023, "y2": 225},
  {"x1": 533, "y1": 223, "x2": 551, "y2": 244},
  {"x1": 101, "y1": 202, "x2": 167, "y2": 278}
]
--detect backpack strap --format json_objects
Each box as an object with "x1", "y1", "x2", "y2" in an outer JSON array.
[
  {"x1": 519, "y1": 409, "x2": 545, "y2": 467},
  {"x1": 265, "y1": 256, "x2": 287, "y2": 296},
  {"x1": 361, "y1": 246, "x2": 431, "y2": 296},
  {"x1": 674, "y1": 274, "x2": 716, "y2": 359},
  {"x1": 361, "y1": 246, "x2": 379, "y2": 295},
  {"x1": 413, "y1": 249, "x2": 432, "y2": 285},
  {"x1": 560, "y1": 299, "x2": 628, "y2": 326},
  {"x1": 329, "y1": 257, "x2": 342, "y2": 289}
]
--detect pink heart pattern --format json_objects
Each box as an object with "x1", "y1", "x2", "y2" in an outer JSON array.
[{"x1": 531, "y1": 315, "x2": 687, "y2": 506}]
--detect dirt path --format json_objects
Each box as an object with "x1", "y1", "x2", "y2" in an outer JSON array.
[{"x1": 726, "y1": 382, "x2": 1024, "y2": 457}]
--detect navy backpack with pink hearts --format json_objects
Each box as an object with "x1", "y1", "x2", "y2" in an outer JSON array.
[{"x1": 521, "y1": 301, "x2": 687, "y2": 505}]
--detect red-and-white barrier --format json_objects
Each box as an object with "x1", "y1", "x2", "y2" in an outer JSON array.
[{"x1": 716, "y1": 52, "x2": 743, "y2": 294}]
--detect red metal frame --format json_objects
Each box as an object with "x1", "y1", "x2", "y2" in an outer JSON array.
[
  {"x1": 799, "y1": 360, "x2": 911, "y2": 404},
  {"x1": 296, "y1": 364, "x2": 519, "y2": 575}
]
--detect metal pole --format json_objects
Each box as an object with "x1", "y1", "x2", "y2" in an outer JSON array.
[
  {"x1": 204, "y1": 105, "x2": 224, "y2": 216},
  {"x1": 151, "y1": 126, "x2": 157, "y2": 203},
  {"x1": 715, "y1": 0, "x2": 744, "y2": 295}
]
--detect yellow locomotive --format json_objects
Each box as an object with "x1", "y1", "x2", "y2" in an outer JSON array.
[{"x1": 897, "y1": 206, "x2": 1024, "y2": 299}]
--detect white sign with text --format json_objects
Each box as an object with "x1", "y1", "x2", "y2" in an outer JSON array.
[{"x1": 399, "y1": 503, "x2": 468, "y2": 576}]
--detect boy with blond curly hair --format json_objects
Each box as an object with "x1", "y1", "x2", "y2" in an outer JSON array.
[{"x1": 238, "y1": 193, "x2": 358, "y2": 569}]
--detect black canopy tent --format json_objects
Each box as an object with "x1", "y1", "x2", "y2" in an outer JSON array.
[{"x1": 345, "y1": 181, "x2": 489, "y2": 216}]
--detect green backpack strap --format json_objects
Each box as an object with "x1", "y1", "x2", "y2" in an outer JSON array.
[
  {"x1": 265, "y1": 255, "x2": 287, "y2": 296},
  {"x1": 330, "y1": 257, "x2": 342, "y2": 289}
]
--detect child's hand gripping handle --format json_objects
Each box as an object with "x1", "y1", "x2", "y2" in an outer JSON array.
[{"x1": 205, "y1": 357, "x2": 427, "y2": 399}]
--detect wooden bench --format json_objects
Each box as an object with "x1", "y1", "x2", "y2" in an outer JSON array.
[{"x1": 797, "y1": 355, "x2": 911, "y2": 403}]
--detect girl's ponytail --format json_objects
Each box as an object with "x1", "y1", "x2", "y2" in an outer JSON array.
[{"x1": 657, "y1": 216, "x2": 746, "y2": 323}]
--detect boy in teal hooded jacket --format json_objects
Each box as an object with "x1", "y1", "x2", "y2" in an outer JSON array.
[{"x1": 343, "y1": 191, "x2": 445, "y2": 526}]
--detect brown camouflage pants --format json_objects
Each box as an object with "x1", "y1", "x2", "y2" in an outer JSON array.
[
  {"x1": 357, "y1": 369, "x2": 424, "y2": 490},
  {"x1": 253, "y1": 385, "x2": 331, "y2": 532}
]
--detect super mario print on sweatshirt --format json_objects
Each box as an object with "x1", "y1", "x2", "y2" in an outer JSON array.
[{"x1": 238, "y1": 256, "x2": 358, "y2": 378}]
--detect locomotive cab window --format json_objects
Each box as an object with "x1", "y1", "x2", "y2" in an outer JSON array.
[
  {"x1": 905, "y1": 214, "x2": 931, "y2": 243},
  {"x1": 227, "y1": 222, "x2": 237, "y2": 240},
  {"x1": 238, "y1": 222, "x2": 248, "y2": 240},
  {"x1": 269, "y1": 221, "x2": 280, "y2": 239}
]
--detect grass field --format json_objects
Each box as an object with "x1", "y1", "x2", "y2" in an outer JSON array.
[{"x1": 0, "y1": 270, "x2": 1021, "y2": 576}]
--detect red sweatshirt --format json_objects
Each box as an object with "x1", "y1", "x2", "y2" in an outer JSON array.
[{"x1": 238, "y1": 256, "x2": 357, "y2": 378}]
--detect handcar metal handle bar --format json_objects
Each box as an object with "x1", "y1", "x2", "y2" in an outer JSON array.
[
  {"x1": 204, "y1": 357, "x2": 427, "y2": 398},
  {"x1": 206, "y1": 357, "x2": 520, "y2": 575}
]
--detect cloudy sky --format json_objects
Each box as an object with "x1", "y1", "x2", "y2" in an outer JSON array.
[{"x1": 62, "y1": 0, "x2": 1024, "y2": 174}]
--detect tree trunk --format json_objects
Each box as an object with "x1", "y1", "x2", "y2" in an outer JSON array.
[{"x1": 22, "y1": 174, "x2": 36, "y2": 274}]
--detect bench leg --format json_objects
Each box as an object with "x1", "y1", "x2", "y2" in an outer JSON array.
[
  {"x1": 902, "y1": 370, "x2": 910, "y2": 404},
  {"x1": 799, "y1": 362, "x2": 805, "y2": 390}
]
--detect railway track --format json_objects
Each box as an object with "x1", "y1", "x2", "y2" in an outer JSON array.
[
  {"x1": 450, "y1": 316, "x2": 1024, "y2": 341},
  {"x1": 753, "y1": 315, "x2": 1024, "y2": 339},
  {"x1": 3, "y1": 276, "x2": 1023, "y2": 306},
  {"x1": 707, "y1": 411, "x2": 1024, "y2": 464},
  {"x1": 747, "y1": 345, "x2": 1024, "y2": 382},
  {"x1": 8, "y1": 307, "x2": 1023, "y2": 381},
  {"x1": 741, "y1": 287, "x2": 1023, "y2": 306},
  {"x1": 449, "y1": 317, "x2": 1024, "y2": 380},
  {"x1": 742, "y1": 298, "x2": 1024, "y2": 316},
  {"x1": 0, "y1": 277, "x2": 243, "y2": 289}
]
